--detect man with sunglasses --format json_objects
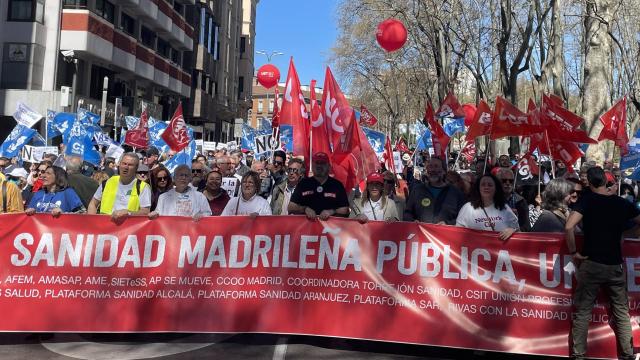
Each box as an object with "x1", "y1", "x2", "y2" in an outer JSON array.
[
  {"x1": 271, "y1": 158, "x2": 305, "y2": 215},
  {"x1": 269, "y1": 150, "x2": 287, "y2": 189},
  {"x1": 190, "y1": 160, "x2": 207, "y2": 191},
  {"x1": 496, "y1": 168, "x2": 530, "y2": 231}
]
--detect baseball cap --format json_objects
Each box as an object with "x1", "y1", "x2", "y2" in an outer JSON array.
[
  {"x1": 137, "y1": 164, "x2": 150, "y2": 172},
  {"x1": 366, "y1": 172, "x2": 384, "y2": 184},
  {"x1": 8, "y1": 168, "x2": 28, "y2": 178},
  {"x1": 312, "y1": 152, "x2": 330, "y2": 163},
  {"x1": 0, "y1": 155, "x2": 9, "y2": 160}
]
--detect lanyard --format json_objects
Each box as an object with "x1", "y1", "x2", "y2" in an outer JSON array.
[{"x1": 368, "y1": 198, "x2": 378, "y2": 221}]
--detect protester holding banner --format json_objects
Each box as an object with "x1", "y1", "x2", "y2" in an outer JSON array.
[
  {"x1": 65, "y1": 155, "x2": 99, "y2": 208},
  {"x1": 288, "y1": 152, "x2": 349, "y2": 220},
  {"x1": 565, "y1": 166, "x2": 640, "y2": 360},
  {"x1": 221, "y1": 171, "x2": 271, "y2": 216},
  {"x1": 149, "y1": 165, "x2": 211, "y2": 220},
  {"x1": 496, "y1": 168, "x2": 530, "y2": 231},
  {"x1": 201, "y1": 169, "x2": 230, "y2": 216},
  {"x1": 530, "y1": 179, "x2": 573, "y2": 232},
  {"x1": 150, "y1": 165, "x2": 172, "y2": 212},
  {"x1": 25, "y1": 166, "x2": 85, "y2": 216},
  {"x1": 270, "y1": 158, "x2": 304, "y2": 215},
  {"x1": 350, "y1": 172, "x2": 399, "y2": 223},
  {"x1": 87, "y1": 152, "x2": 151, "y2": 219},
  {"x1": 456, "y1": 174, "x2": 519, "y2": 240},
  {"x1": 403, "y1": 157, "x2": 465, "y2": 224}
]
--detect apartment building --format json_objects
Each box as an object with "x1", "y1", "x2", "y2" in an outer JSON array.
[{"x1": 0, "y1": 0, "x2": 194, "y2": 140}]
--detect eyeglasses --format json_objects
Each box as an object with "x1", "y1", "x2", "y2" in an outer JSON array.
[
  {"x1": 157, "y1": 176, "x2": 168, "y2": 182},
  {"x1": 287, "y1": 168, "x2": 300, "y2": 174},
  {"x1": 273, "y1": 161, "x2": 284, "y2": 166},
  {"x1": 501, "y1": 178, "x2": 514, "y2": 184},
  {"x1": 192, "y1": 169, "x2": 203, "y2": 174}
]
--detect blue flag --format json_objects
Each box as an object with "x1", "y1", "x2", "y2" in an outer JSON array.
[
  {"x1": 443, "y1": 117, "x2": 466, "y2": 137},
  {"x1": 0, "y1": 124, "x2": 37, "y2": 158},
  {"x1": 361, "y1": 127, "x2": 385, "y2": 153},
  {"x1": 46, "y1": 110, "x2": 62, "y2": 138},
  {"x1": 621, "y1": 152, "x2": 640, "y2": 171},
  {"x1": 415, "y1": 129, "x2": 433, "y2": 151}
]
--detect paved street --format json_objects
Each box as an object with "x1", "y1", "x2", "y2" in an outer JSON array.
[{"x1": 0, "y1": 333, "x2": 568, "y2": 359}]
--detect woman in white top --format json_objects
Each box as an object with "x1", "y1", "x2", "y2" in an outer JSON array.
[
  {"x1": 456, "y1": 173, "x2": 519, "y2": 241},
  {"x1": 221, "y1": 171, "x2": 272, "y2": 216},
  {"x1": 350, "y1": 172, "x2": 399, "y2": 223}
]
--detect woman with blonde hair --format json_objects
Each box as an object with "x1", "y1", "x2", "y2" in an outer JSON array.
[{"x1": 350, "y1": 172, "x2": 399, "y2": 223}]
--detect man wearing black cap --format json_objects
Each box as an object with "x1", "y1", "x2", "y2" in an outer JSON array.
[{"x1": 288, "y1": 152, "x2": 349, "y2": 220}]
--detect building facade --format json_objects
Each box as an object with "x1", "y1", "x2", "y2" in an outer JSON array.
[
  {"x1": 0, "y1": 0, "x2": 194, "y2": 140},
  {"x1": 185, "y1": 0, "x2": 257, "y2": 142}
]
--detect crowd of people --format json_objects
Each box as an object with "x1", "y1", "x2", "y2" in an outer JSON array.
[{"x1": 1, "y1": 146, "x2": 639, "y2": 359}]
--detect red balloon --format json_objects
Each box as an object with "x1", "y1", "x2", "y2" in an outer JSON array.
[
  {"x1": 462, "y1": 103, "x2": 477, "y2": 126},
  {"x1": 256, "y1": 64, "x2": 280, "y2": 89},
  {"x1": 376, "y1": 18, "x2": 408, "y2": 52}
]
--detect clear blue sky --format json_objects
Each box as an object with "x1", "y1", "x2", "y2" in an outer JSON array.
[{"x1": 254, "y1": 0, "x2": 340, "y2": 87}]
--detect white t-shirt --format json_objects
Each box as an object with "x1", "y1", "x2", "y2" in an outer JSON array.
[
  {"x1": 156, "y1": 187, "x2": 212, "y2": 217},
  {"x1": 280, "y1": 185, "x2": 296, "y2": 215},
  {"x1": 221, "y1": 194, "x2": 272, "y2": 216},
  {"x1": 455, "y1": 202, "x2": 520, "y2": 232},
  {"x1": 361, "y1": 198, "x2": 383, "y2": 221},
  {"x1": 92, "y1": 179, "x2": 152, "y2": 212}
]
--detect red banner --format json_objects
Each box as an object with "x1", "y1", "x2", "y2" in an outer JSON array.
[{"x1": 1, "y1": 214, "x2": 640, "y2": 359}]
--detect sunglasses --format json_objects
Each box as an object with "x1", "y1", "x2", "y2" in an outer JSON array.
[
  {"x1": 273, "y1": 161, "x2": 284, "y2": 166},
  {"x1": 287, "y1": 168, "x2": 300, "y2": 174},
  {"x1": 37, "y1": 169, "x2": 47, "y2": 174},
  {"x1": 157, "y1": 176, "x2": 168, "y2": 181},
  {"x1": 192, "y1": 169, "x2": 203, "y2": 174},
  {"x1": 501, "y1": 178, "x2": 514, "y2": 184}
]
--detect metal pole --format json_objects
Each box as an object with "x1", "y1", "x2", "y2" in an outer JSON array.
[
  {"x1": 100, "y1": 76, "x2": 108, "y2": 127},
  {"x1": 71, "y1": 59, "x2": 78, "y2": 112}
]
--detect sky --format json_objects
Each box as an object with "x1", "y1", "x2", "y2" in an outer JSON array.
[{"x1": 254, "y1": 0, "x2": 340, "y2": 87}]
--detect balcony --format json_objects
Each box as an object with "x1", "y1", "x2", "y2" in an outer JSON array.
[
  {"x1": 112, "y1": 30, "x2": 137, "y2": 72},
  {"x1": 60, "y1": 10, "x2": 114, "y2": 62},
  {"x1": 127, "y1": 0, "x2": 158, "y2": 23}
]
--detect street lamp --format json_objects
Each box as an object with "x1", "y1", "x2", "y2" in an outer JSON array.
[
  {"x1": 255, "y1": 50, "x2": 284, "y2": 63},
  {"x1": 255, "y1": 50, "x2": 284, "y2": 128}
]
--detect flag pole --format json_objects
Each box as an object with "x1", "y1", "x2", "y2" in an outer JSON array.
[
  {"x1": 483, "y1": 136, "x2": 491, "y2": 175},
  {"x1": 453, "y1": 140, "x2": 465, "y2": 170},
  {"x1": 544, "y1": 130, "x2": 556, "y2": 178}
]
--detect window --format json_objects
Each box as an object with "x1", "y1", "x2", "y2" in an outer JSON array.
[
  {"x1": 95, "y1": 0, "x2": 115, "y2": 23},
  {"x1": 207, "y1": 17, "x2": 213, "y2": 54},
  {"x1": 171, "y1": 48, "x2": 180, "y2": 66},
  {"x1": 63, "y1": 0, "x2": 87, "y2": 8},
  {"x1": 157, "y1": 38, "x2": 170, "y2": 58},
  {"x1": 213, "y1": 26, "x2": 219, "y2": 60},
  {"x1": 238, "y1": 76, "x2": 244, "y2": 99},
  {"x1": 8, "y1": 0, "x2": 45, "y2": 22},
  {"x1": 140, "y1": 26, "x2": 156, "y2": 48},
  {"x1": 199, "y1": 8, "x2": 205, "y2": 45},
  {"x1": 240, "y1": 37, "x2": 246, "y2": 54},
  {"x1": 269, "y1": 100, "x2": 274, "y2": 113},
  {"x1": 120, "y1": 12, "x2": 135, "y2": 35},
  {"x1": 257, "y1": 100, "x2": 263, "y2": 113},
  {"x1": 173, "y1": 1, "x2": 183, "y2": 15}
]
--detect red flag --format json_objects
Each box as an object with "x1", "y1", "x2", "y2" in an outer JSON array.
[
  {"x1": 309, "y1": 79, "x2": 331, "y2": 159},
  {"x1": 491, "y1": 97, "x2": 543, "y2": 139},
  {"x1": 422, "y1": 101, "x2": 435, "y2": 127},
  {"x1": 161, "y1": 102, "x2": 190, "y2": 152},
  {"x1": 527, "y1": 131, "x2": 550, "y2": 155},
  {"x1": 513, "y1": 152, "x2": 539, "y2": 176},
  {"x1": 271, "y1": 87, "x2": 280, "y2": 129},
  {"x1": 359, "y1": 105, "x2": 378, "y2": 126},
  {"x1": 466, "y1": 100, "x2": 493, "y2": 141},
  {"x1": 460, "y1": 142, "x2": 476, "y2": 162},
  {"x1": 436, "y1": 92, "x2": 465, "y2": 119},
  {"x1": 383, "y1": 134, "x2": 396, "y2": 173},
  {"x1": 322, "y1": 67, "x2": 355, "y2": 154},
  {"x1": 551, "y1": 141, "x2": 583, "y2": 167},
  {"x1": 280, "y1": 58, "x2": 309, "y2": 157},
  {"x1": 331, "y1": 111, "x2": 361, "y2": 192},
  {"x1": 394, "y1": 137, "x2": 411, "y2": 154},
  {"x1": 540, "y1": 97, "x2": 596, "y2": 144},
  {"x1": 598, "y1": 97, "x2": 629, "y2": 154},
  {"x1": 124, "y1": 105, "x2": 150, "y2": 149},
  {"x1": 425, "y1": 104, "x2": 450, "y2": 158}
]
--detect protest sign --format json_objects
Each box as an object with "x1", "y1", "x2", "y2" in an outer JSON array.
[
  {"x1": 221, "y1": 177, "x2": 239, "y2": 197},
  {"x1": 20, "y1": 145, "x2": 58, "y2": 163}
]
